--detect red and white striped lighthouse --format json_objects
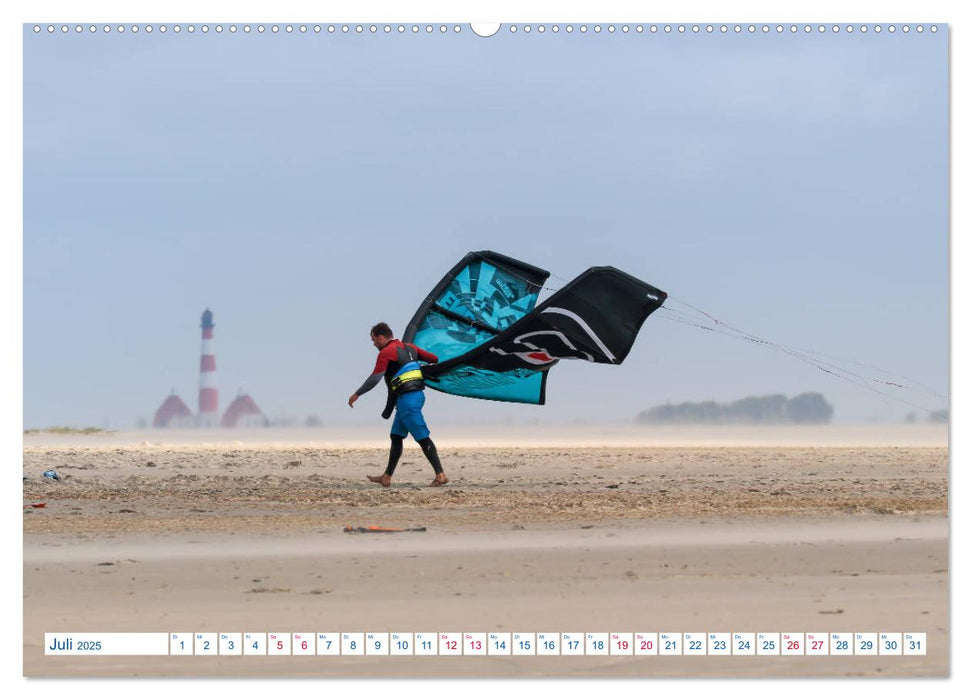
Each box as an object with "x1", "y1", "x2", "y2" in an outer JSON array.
[{"x1": 198, "y1": 308, "x2": 219, "y2": 426}]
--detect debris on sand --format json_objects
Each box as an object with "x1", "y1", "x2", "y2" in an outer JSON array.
[{"x1": 343, "y1": 525, "x2": 427, "y2": 534}]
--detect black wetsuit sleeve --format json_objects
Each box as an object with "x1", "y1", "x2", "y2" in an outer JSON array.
[{"x1": 355, "y1": 373, "x2": 383, "y2": 397}]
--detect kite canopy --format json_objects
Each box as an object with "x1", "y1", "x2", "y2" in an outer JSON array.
[{"x1": 403, "y1": 250, "x2": 667, "y2": 405}]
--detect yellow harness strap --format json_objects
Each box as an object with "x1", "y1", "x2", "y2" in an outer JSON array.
[{"x1": 390, "y1": 369, "x2": 423, "y2": 391}]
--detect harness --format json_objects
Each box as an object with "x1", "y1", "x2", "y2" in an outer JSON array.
[
  {"x1": 390, "y1": 368, "x2": 424, "y2": 392},
  {"x1": 385, "y1": 342, "x2": 426, "y2": 394}
]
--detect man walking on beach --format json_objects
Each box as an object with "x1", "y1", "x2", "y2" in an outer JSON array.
[{"x1": 348, "y1": 322, "x2": 449, "y2": 487}]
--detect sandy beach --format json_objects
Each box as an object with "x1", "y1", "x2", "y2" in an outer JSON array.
[{"x1": 22, "y1": 425, "x2": 949, "y2": 677}]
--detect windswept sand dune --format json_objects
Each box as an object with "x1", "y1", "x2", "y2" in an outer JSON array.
[
  {"x1": 23, "y1": 428, "x2": 948, "y2": 678},
  {"x1": 22, "y1": 423, "x2": 949, "y2": 449}
]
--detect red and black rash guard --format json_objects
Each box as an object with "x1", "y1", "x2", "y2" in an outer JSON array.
[{"x1": 354, "y1": 339, "x2": 439, "y2": 397}]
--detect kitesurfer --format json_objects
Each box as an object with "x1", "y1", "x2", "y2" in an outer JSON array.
[{"x1": 348, "y1": 322, "x2": 449, "y2": 487}]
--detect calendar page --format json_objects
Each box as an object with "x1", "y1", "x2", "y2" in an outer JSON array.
[{"x1": 19, "y1": 0, "x2": 950, "y2": 684}]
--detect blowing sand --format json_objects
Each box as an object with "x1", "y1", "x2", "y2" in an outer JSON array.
[{"x1": 22, "y1": 425, "x2": 949, "y2": 678}]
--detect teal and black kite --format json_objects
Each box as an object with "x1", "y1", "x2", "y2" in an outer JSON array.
[{"x1": 401, "y1": 251, "x2": 667, "y2": 405}]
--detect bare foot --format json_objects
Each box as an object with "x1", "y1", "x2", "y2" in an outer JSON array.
[
  {"x1": 367, "y1": 474, "x2": 391, "y2": 487},
  {"x1": 429, "y1": 474, "x2": 449, "y2": 487}
]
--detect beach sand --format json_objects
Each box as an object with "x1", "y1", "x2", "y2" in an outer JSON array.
[{"x1": 22, "y1": 425, "x2": 949, "y2": 677}]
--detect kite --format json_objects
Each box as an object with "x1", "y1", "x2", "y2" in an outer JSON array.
[{"x1": 399, "y1": 250, "x2": 667, "y2": 405}]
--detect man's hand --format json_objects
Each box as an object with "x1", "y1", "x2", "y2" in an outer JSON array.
[{"x1": 348, "y1": 393, "x2": 359, "y2": 408}]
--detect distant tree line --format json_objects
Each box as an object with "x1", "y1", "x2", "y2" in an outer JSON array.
[
  {"x1": 906, "y1": 409, "x2": 948, "y2": 424},
  {"x1": 637, "y1": 393, "x2": 834, "y2": 425}
]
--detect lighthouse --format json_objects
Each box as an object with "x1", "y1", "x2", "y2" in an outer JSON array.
[{"x1": 198, "y1": 308, "x2": 219, "y2": 426}]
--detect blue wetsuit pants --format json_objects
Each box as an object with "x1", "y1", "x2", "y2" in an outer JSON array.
[{"x1": 390, "y1": 390, "x2": 430, "y2": 441}]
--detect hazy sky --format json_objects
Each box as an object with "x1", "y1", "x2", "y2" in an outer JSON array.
[{"x1": 22, "y1": 22, "x2": 948, "y2": 427}]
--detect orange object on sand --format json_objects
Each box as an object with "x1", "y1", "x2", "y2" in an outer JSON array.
[{"x1": 343, "y1": 525, "x2": 427, "y2": 533}]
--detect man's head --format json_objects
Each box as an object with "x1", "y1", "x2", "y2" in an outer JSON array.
[{"x1": 370, "y1": 322, "x2": 394, "y2": 349}]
